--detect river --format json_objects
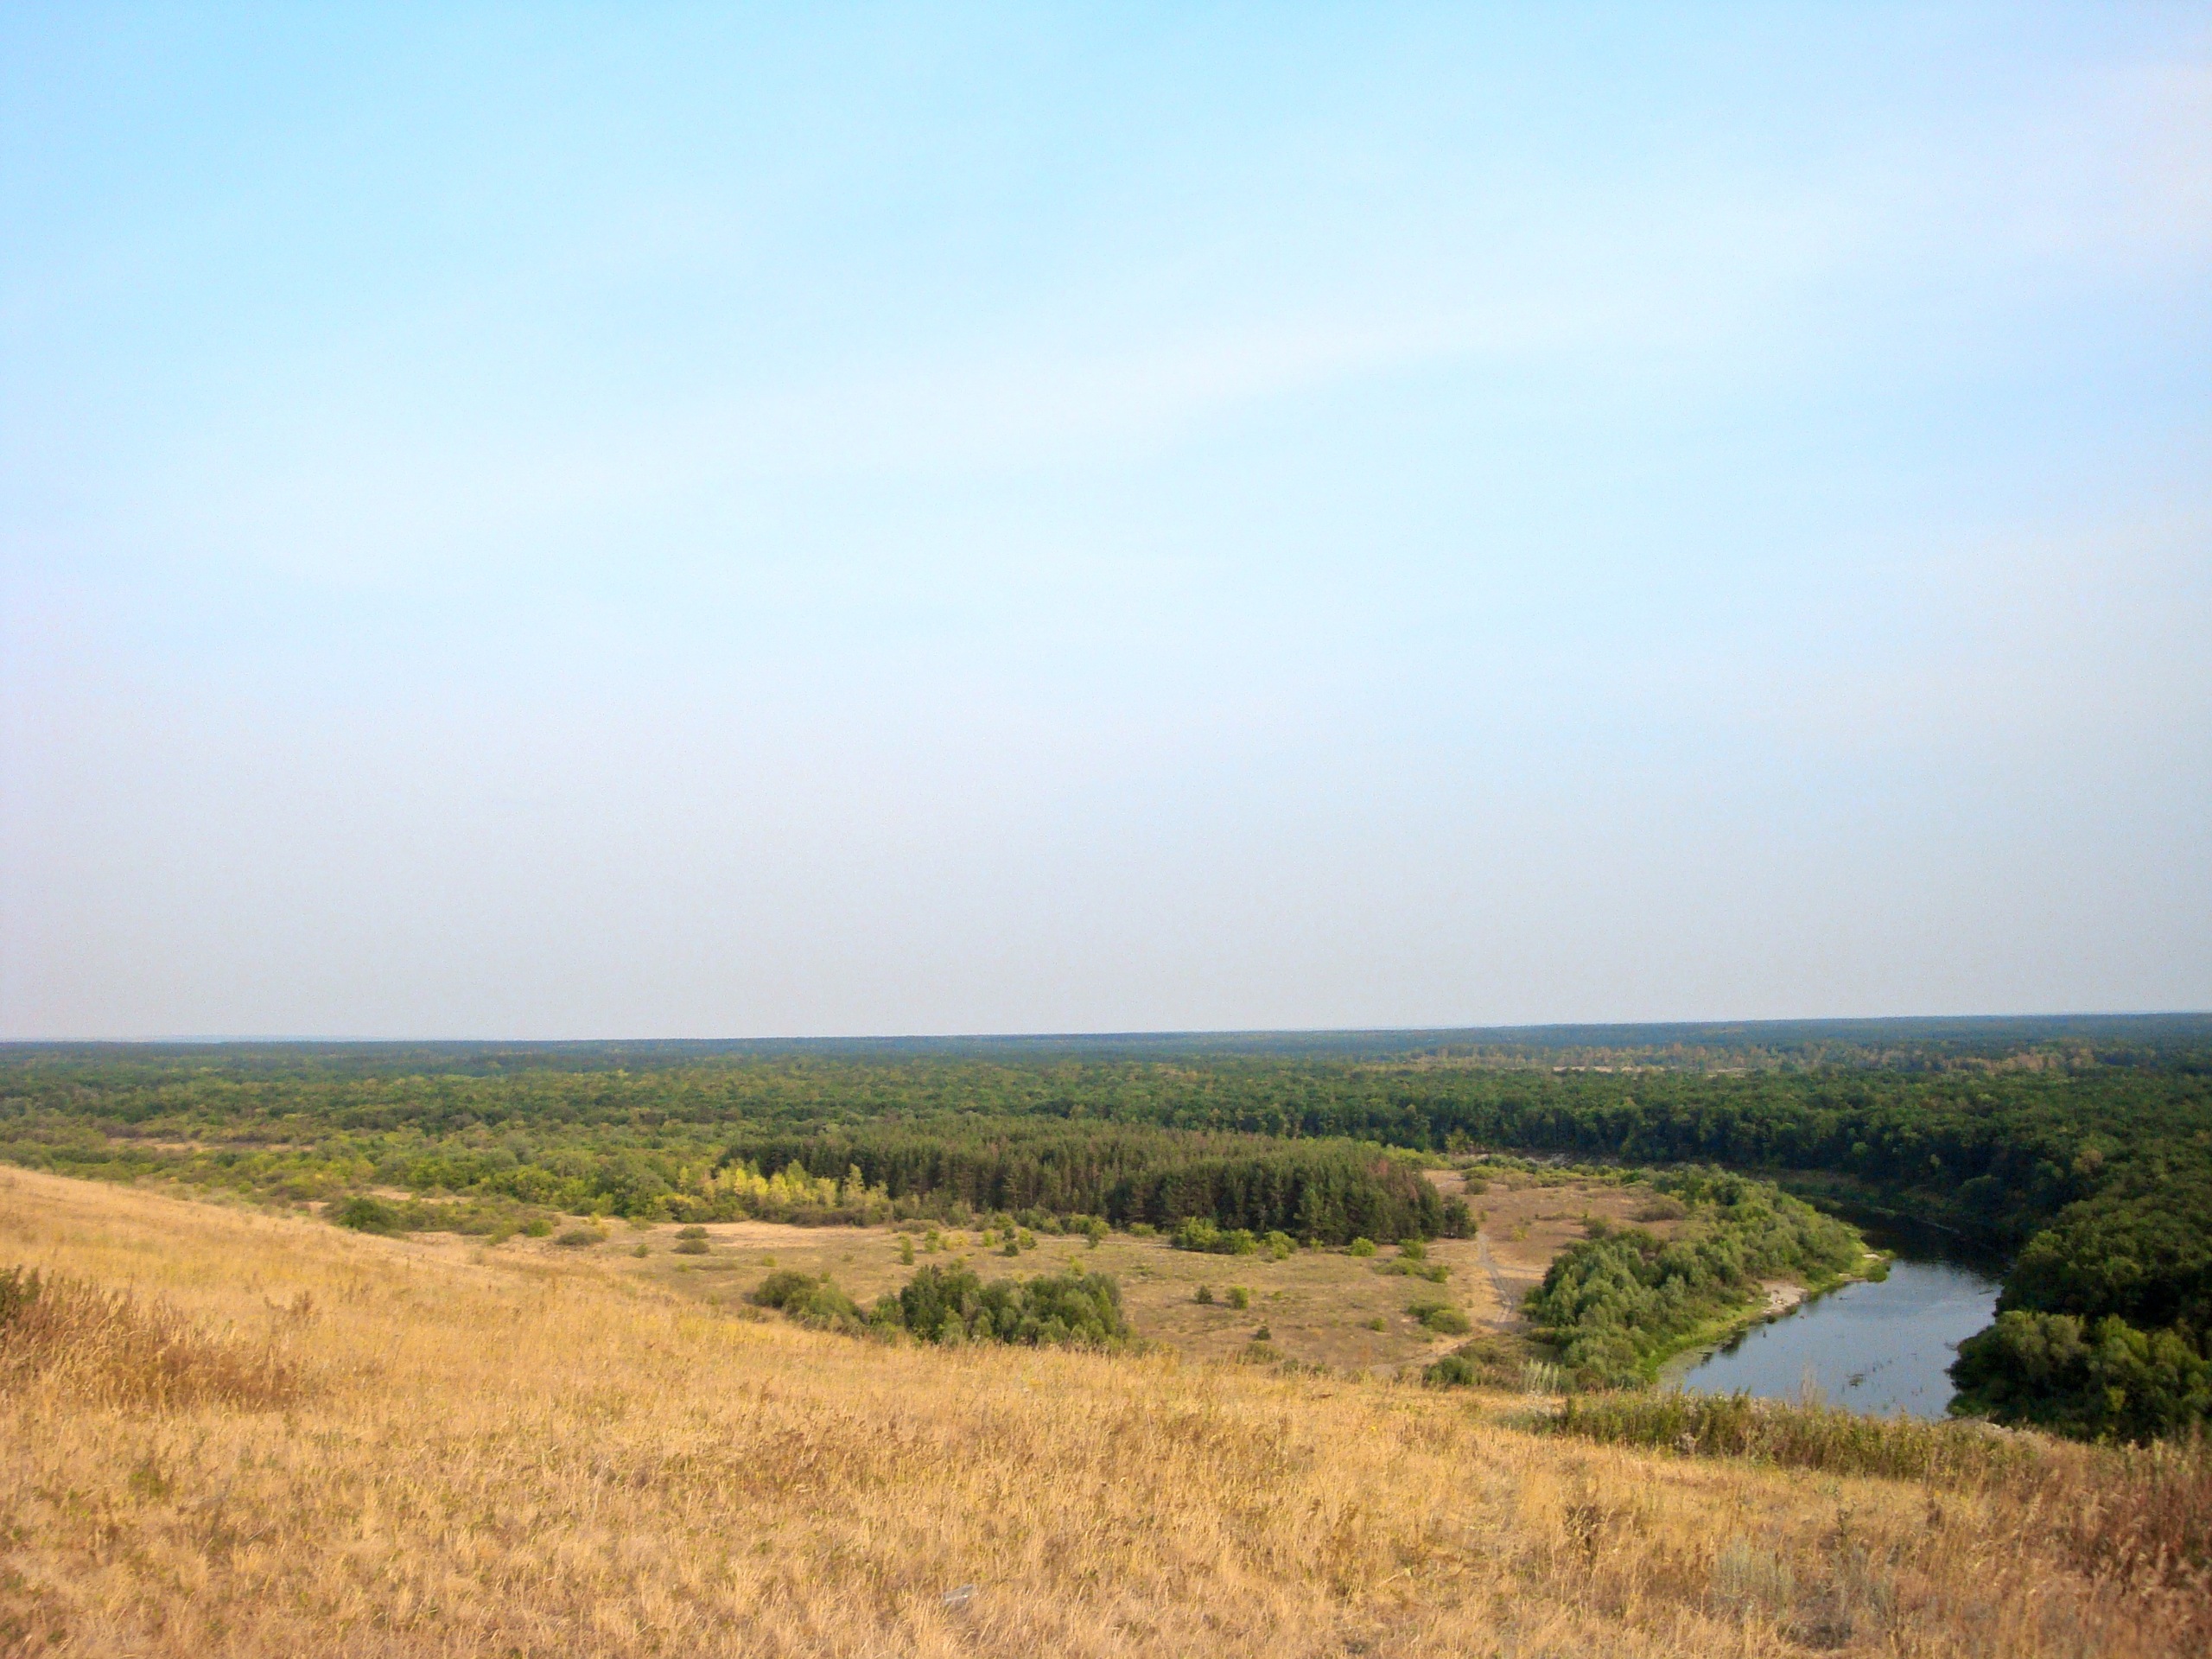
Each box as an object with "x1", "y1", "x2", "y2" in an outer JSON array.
[{"x1": 1663, "y1": 1221, "x2": 2005, "y2": 1419}]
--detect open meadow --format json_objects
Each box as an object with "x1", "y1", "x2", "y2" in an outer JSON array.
[
  {"x1": 482, "y1": 1210, "x2": 1509, "y2": 1373},
  {"x1": 5, "y1": 1166, "x2": 2207, "y2": 1658}
]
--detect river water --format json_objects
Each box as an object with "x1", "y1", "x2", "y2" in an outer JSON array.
[{"x1": 1664, "y1": 1223, "x2": 2004, "y2": 1420}]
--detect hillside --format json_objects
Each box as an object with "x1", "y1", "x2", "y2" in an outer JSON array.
[{"x1": 3, "y1": 1167, "x2": 2205, "y2": 1657}]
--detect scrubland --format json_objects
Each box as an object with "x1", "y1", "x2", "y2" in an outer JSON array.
[
  {"x1": 555, "y1": 1213, "x2": 1503, "y2": 1371},
  {"x1": 3, "y1": 1166, "x2": 2206, "y2": 1658}
]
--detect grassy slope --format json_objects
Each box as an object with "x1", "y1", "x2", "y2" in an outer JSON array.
[{"x1": 2, "y1": 1168, "x2": 2202, "y2": 1658}]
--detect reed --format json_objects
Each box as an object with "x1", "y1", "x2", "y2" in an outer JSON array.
[{"x1": 1548, "y1": 1389, "x2": 2044, "y2": 1486}]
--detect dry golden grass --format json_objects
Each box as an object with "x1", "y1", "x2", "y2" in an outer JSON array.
[
  {"x1": 0, "y1": 1265, "x2": 303, "y2": 1413},
  {"x1": 3, "y1": 1165, "x2": 2202, "y2": 1657}
]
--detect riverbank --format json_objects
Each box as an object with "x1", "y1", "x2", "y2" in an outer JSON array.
[
  {"x1": 1633, "y1": 1245, "x2": 1890, "y2": 1384},
  {"x1": 1522, "y1": 1169, "x2": 1883, "y2": 1387}
]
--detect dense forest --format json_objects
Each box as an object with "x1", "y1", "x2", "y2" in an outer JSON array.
[{"x1": 3, "y1": 1014, "x2": 2206, "y2": 1437}]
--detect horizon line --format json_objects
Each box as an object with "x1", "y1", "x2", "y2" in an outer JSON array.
[{"x1": 4, "y1": 1009, "x2": 2209, "y2": 1049}]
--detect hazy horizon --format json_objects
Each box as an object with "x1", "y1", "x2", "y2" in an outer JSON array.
[
  {"x1": 5, "y1": 5, "x2": 2209, "y2": 1040},
  {"x1": 8, "y1": 1009, "x2": 2210, "y2": 1052}
]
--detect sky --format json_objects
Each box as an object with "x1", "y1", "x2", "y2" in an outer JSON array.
[{"x1": 2, "y1": 4, "x2": 2209, "y2": 1039}]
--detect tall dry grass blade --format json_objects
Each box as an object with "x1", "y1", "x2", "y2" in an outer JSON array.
[{"x1": 1, "y1": 1264, "x2": 304, "y2": 1411}]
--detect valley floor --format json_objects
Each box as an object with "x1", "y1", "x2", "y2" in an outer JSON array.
[{"x1": 2, "y1": 1166, "x2": 2201, "y2": 1657}]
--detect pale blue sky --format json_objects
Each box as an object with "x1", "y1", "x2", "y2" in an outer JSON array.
[{"x1": 3, "y1": 5, "x2": 2208, "y2": 1038}]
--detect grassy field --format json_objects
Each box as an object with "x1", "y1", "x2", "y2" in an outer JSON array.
[
  {"x1": 3, "y1": 1166, "x2": 2205, "y2": 1658},
  {"x1": 487, "y1": 1212, "x2": 1507, "y2": 1373}
]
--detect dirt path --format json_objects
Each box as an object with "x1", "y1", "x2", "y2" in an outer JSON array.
[{"x1": 1475, "y1": 1231, "x2": 1527, "y2": 1328}]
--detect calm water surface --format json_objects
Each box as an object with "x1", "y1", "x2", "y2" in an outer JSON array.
[{"x1": 1665, "y1": 1232, "x2": 2003, "y2": 1419}]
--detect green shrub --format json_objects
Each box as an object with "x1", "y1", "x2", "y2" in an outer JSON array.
[
  {"x1": 1408, "y1": 1300, "x2": 1470, "y2": 1335},
  {"x1": 1193, "y1": 1284, "x2": 1213, "y2": 1305},
  {"x1": 1348, "y1": 1237, "x2": 1377, "y2": 1258},
  {"x1": 1376, "y1": 1256, "x2": 1450, "y2": 1281},
  {"x1": 747, "y1": 1268, "x2": 815, "y2": 1307},
  {"x1": 1398, "y1": 1238, "x2": 1427, "y2": 1261},
  {"x1": 520, "y1": 1217, "x2": 554, "y2": 1238},
  {"x1": 553, "y1": 1226, "x2": 604, "y2": 1249},
  {"x1": 747, "y1": 1270, "x2": 865, "y2": 1331},
  {"x1": 1227, "y1": 1287, "x2": 1249, "y2": 1310},
  {"x1": 334, "y1": 1196, "x2": 408, "y2": 1234},
  {"x1": 893, "y1": 1263, "x2": 1130, "y2": 1348},
  {"x1": 1423, "y1": 1334, "x2": 1528, "y2": 1389},
  {"x1": 1171, "y1": 1217, "x2": 1259, "y2": 1255}
]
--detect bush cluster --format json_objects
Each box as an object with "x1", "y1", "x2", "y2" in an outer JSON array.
[
  {"x1": 1171, "y1": 1218, "x2": 1294, "y2": 1257},
  {"x1": 747, "y1": 1262, "x2": 1133, "y2": 1349},
  {"x1": 1408, "y1": 1299, "x2": 1470, "y2": 1335},
  {"x1": 1374, "y1": 1239, "x2": 1450, "y2": 1282},
  {"x1": 1423, "y1": 1333, "x2": 1532, "y2": 1389}
]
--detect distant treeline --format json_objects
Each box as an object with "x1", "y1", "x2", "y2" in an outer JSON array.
[
  {"x1": 3, "y1": 1042, "x2": 2201, "y2": 1244},
  {"x1": 711, "y1": 1124, "x2": 1454, "y2": 1243}
]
